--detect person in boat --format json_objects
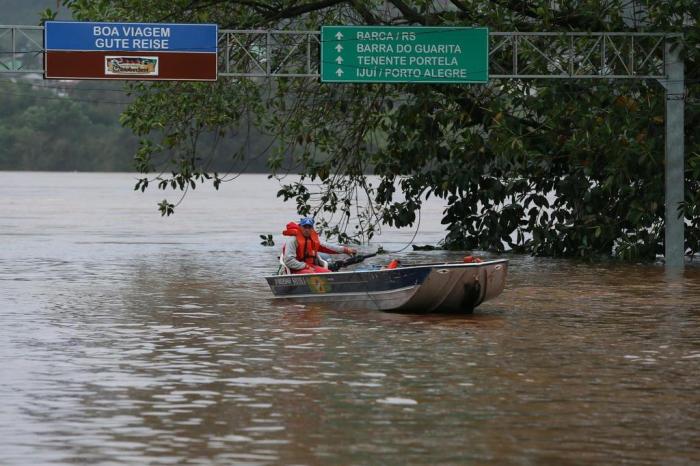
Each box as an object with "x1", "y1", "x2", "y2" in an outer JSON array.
[{"x1": 282, "y1": 217, "x2": 357, "y2": 274}]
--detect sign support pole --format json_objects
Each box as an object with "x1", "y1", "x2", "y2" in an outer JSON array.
[{"x1": 661, "y1": 41, "x2": 685, "y2": 268}]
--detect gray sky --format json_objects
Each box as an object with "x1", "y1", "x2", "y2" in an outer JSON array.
[{"x1": 1, "y1": 0, "x2": 71, "y2": 25}]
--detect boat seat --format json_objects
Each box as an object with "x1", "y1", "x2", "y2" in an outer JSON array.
[
  {"x1": 278, "y1": 245, "x2": 291, "y2": 275},
  {"x1": 318, "y1": 255, "x2": 329, "y2": 269}
]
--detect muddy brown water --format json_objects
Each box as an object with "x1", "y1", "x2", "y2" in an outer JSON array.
[{"x1": 1, "y1": 173, "x2": 699, "y2": 465}]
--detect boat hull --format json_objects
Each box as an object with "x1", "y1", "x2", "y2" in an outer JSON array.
[{"x1": 265, "y1": 259, "x2": 508, "y2": 313}]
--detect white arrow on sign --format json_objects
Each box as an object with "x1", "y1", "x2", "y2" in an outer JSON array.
[
  {"x1": 335, "y1": 31, "x2": 344, "y2": 40},
  {"x1": 336, "y1": 68, "x2": 344, "y2": 77},
  {"x1": 335, "y1": 56, "x2": 343, "y2": 64},
  {"x1": 335, "y1": 44, "x2": 343, "y2": 53}
]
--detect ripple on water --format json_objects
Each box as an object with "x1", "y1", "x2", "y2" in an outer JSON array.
[{"x1": 377, "y1": 397, "x2": 418, "y2": 406}]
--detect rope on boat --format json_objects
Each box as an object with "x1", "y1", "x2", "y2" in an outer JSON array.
[{"x1": 383, "y1": 208, "x2": 421, "y2": 254}]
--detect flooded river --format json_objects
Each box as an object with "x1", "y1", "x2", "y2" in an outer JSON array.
[{"x1": 1, "y1": 172, "x2": 699, "y2": 465}]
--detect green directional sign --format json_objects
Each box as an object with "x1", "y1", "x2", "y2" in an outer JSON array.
[{"x1": 320, "y1": 26, "x2": 488, "y2": 84}]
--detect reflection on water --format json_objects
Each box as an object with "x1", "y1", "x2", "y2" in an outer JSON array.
[{"x1": 1, "y1": 173, "x2": 699, "y2": 465}]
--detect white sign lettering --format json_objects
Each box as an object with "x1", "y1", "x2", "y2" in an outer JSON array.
[{"x1": 92, "y1": 25, "x2": 172, "y2": 50}]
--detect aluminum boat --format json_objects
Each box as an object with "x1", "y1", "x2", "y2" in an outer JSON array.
[{"x1": 265, "y1": 259, "x2": 508, "y2": 313}]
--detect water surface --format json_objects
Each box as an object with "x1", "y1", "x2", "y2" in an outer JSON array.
[{"x1": 1, "y1": 172, "x2": 699, "y2": 465}]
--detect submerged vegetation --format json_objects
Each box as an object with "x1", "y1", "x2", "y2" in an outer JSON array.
[{"x1": 49, "y1": 0, "x2": 699, "y2": 260}]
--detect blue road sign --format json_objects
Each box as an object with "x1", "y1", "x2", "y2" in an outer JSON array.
[{"x1": 45, "y1": 21, "x2": 217, "y2": 53}]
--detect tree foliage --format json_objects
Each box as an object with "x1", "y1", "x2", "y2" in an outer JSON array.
[{"x1": 56, "y1": 0, "x2": 700, "y2": 260}]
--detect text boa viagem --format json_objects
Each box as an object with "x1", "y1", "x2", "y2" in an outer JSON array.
[{"x1": 92, "y1": 25, "x2": 170, "y2": 50}]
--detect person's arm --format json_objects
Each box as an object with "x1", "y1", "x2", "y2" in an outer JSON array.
[
  {"x1": 319, "y1": 241, "x2": 356, "y2": 255},
  {"x1": 283, "y1": 238, "x2": 307, "y2": 271}
]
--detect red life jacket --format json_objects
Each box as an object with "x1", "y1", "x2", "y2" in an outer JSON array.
[{"x1": 282, "y1": 222, "x2": 321, "y2": 266}]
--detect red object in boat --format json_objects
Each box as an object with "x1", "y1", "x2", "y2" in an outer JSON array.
[{"x1": 386, "y1": 259, "x2": 401, "y2": 269}]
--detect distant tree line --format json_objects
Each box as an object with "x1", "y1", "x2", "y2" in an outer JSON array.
[
  {"x1": 0, "y1": 79, "x2": 137, "y2": 171},
  {"x1": 0, "y1": 79, "x2": 273, "y2": 172}
]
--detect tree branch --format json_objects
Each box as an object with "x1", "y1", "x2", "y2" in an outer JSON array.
[
  {"x1": 349, "y1": 0, "x2": 381, "y2": 25},
  {"x1": 449, "y1": 0, "x2": 469, "y2": 12},
  {"x1": 262, "y1": 0, "x2": 348, "y2": 23},
  {"x1": 386, "y1": 0, "x2": 427, "y2": 25}
]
